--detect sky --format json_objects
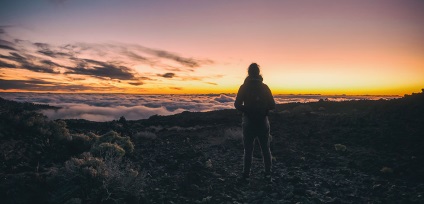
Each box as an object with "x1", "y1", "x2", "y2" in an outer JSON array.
[{"x1": 0, "y1": 0, "x2": 423, "y2": 95}]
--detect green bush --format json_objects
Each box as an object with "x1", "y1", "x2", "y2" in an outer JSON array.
[
  {"x1": 93, "y1": 131, "x2": 134, "y2": 155},
  {"x1": 0, "y1": 110, "x2": 71, "y2": 172},
  {"x1": 57, "y1": 152, "x2": 143, "y2": 203},
  {"x1": 65, "y1": 152, "x2": 107, "y2": 179},
  {"x1": 0, "y1": 98, "x2": 143, "y2": 203},
  {"x1": 68, "y1": 133, "x2": 94, "y2": 156},
  {"x1": 91, "y1": 143, "x2": 126, "y2": 158}
]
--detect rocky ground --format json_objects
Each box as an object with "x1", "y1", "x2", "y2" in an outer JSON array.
[
  {"x1": 124, "y1": 110, "x2": 423, "y2": 203},
  {"x1": 1, "y1": 91, "x2": 424, "y2": 203}
]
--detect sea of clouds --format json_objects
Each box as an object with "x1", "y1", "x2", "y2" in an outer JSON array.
[{"x1": 0, "y1": 93, "x2": 397, "y2": 122}]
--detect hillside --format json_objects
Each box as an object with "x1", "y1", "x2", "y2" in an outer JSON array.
[{"x1": 1, "y1": 91, "x2": 423, "y2": 203}]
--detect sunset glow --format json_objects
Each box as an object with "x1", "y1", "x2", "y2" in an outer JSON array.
[{"x1": 1, "y1": 0, "x2": 423, "y2": 95}]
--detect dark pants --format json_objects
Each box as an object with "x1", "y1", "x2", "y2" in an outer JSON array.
[{"x1": 242, "y1": 115, "x2": 272, "y2": 176}]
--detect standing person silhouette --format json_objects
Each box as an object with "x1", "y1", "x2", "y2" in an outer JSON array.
[{"x1": 234, "y1": 63, "x2": 276, "y2": 182}]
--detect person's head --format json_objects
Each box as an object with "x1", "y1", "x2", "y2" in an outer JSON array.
[{"x1": 248, "y1": 63, "x2": 260, "y2": 76}]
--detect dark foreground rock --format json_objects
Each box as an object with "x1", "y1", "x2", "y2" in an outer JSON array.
[{"x1": 1, "y1": 91, "x2": 424, "y2": 203}]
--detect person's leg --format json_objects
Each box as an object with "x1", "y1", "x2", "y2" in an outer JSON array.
[
  {"x1": 243, "y1": 131, "x2": 255, "y2": 177},
  {"x1": 257, "y1": 118, "x2": 272, "y2": 174},
  {"x1": 242, "y1": 116, "x2": 255, "y2": 177}
]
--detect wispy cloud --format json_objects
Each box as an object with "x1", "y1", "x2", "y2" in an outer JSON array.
[
  {"x1": 128, "y1": 82, "x2": 143, "y2": 86},
  {"x1": 159, "y1": 72, "x2": 175, "y2": 78},
  {"x1": 206, "y1": 82, "x2": 218, "y2": 86},
  {"x1": 178, "y1": 74, "x2": 223, "y2": 84},
  {"x1": 139, "y1": 46, "x2": 213, "y2": 68},
  {"x1": 0, "y1": 79, "x2": 90, "y2": 91},
  {"x1": 0, "y1": 45, "x2": 16, "y2": 51},
  {"x1": 0, "y1": 39, "x2": 16, "y2": 51},
  {"x1": 0, "y1": 52, "x2": 59, "y2": 73},
  {"x1": 66, "y1": 59, "x2": 136, "y2": 80},
  {"x1": 34, "y1": 42, "x2": 73, "y2": 58},
  {"x1": 0, "y1": 60, "x2": 16, "y2": 68},
  {"x1": 0, "y1": 27, "x2": 216, "y2": 92},
  {"x1": 40, "y1": 59, "x2": 62, "y2": 67}
]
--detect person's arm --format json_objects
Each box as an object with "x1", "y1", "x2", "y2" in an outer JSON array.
[
  {"x1": 234, "y1": 85, "x2": 247, "y2": 112},
  {"x1": 265, "y1": 85, "x2": 276, "y2": 110}
]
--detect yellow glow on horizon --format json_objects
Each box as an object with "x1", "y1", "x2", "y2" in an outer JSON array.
[{"x1": 1, "y1": 64, "x2": 423, "y2": 96}]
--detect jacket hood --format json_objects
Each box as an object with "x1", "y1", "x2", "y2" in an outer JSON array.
[{"x1": 243, "y1": 75, "x2": 263, "y2": 85}]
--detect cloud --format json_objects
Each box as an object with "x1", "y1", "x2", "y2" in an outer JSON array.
[
  {"x1": 0, "y1": 52, "x2": 25, "y2": 61},
  {"x1": 120, "y1": 49, "x2": 148, "y2": 62},
  {"x1": 33, "y1": 42, "x2": 49, "y2": 49},
  {"x1": 0, "y1": 60, "x2": 16, "y2": 68},
  {"x1": 206, "y1": 82, "x2": 218, "y2": 85},
  {"x1": 89, "y1": 43, "x2": 214, "y2": 70},
  {"x1": 42, "y1": 104, "x2": 184, "y2": 121},
  {"x1": 0, "y1": 92, "x2": 400, "y2": 122},
  {"x1": 0, "y1": 45, "x2": 16, "y2": 51},
  {"x1": 0, "y1": 92, "x2": 237, "y2": 121},
  {"x1": 177, "y1": 74, "x2": 223, "y2": 83},
  {"x1": 0, "y1": 39, "x2": 16, "y2": 51},
  {"x1": 0, "y1": 52, "x2": 59, "y2": 73},
  {"x1": 40, "y1": 59, "x2": 62, "y2": 67},
  {"x1": 34, "y1": 42, "x2": 73, "y2": 58},
  {"x1": 214, "y1": 94, "x2": 235, "y2": 103},
  {"x1": 128, "y1": 82, "x2": 143, "y2": 86},
  {"x1": 66, "y1": 59, "x2": 136, "y2": 80},
  {"x1": 0, "y1": 25, "x2": 14, "y2": 34},
  {"x1": 0, "y1": 79, "x2": 89, "y2": 91},
  {"x1": 0, "y1": 27, "x2": 217, "y2": 91},
  {"x1": 159, "y1": 72, "x2": 175, "y2": 78},
  {"x1": 141, "y1": 47, "x2": 208, "y2": 68}
]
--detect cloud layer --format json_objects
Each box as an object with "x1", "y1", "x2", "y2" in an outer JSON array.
[
  {"x1": 0, "y1": 93, "x2": 235, "y2": 121},
  {"x1": 0, "y1": 92, "x2": 396, "y2": 122}
]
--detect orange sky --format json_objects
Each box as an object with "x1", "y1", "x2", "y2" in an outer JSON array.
[{"x1": 0, "y1": 0, "x2": 423, "y2": 95}]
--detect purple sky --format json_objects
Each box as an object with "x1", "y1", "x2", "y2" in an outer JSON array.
[{"x1": 1, "y1": 0, "x2": 423, "y2": 94}]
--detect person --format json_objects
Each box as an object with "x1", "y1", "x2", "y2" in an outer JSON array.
[{"x1": 234, "y1": 63, "x2": 276, "y2": 182}]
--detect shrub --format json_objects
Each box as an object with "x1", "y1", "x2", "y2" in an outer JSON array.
[
  {"x1": 71, "y1": 133, "x2": 91, "y2": 142},
  {"x1": 94, "y1": 131, "x2": 134, "y2": 154},
  {"x1": 68, "y1": 133, "x2": 94, "y2": 156},
  {"x1": 65, "y1": 152, "x2": 107, "y2": 178},
  {"x1": 134, "y1": 131, "x2": 157, "y2": 139},
  {"x1": 334, "y1": 144, "x2": 347, "y2": 152},
  {"x1": 0, "y1": 110, "x2": 71, "y2": 172},
  {"x1": 91, "y1": 143, "x2": 126, "y2": 158},
  {"x1": 57, "y1": 152, "x2": 144, "y2": 203},
  {"x1": 51, "y1": 119, "x2": 71, "y2": 140},
  {"x1": 86, "y1": 132, "x2": 100, "y2": 140}
]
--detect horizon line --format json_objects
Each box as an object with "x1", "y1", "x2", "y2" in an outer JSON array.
[{"x1": 0, "y1": 91, "x2": 404, "y2": 97}]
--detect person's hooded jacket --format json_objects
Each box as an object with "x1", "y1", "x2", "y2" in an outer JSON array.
[{"x1": 234, "y1": 75, "x2": 275, "y2": 119}]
